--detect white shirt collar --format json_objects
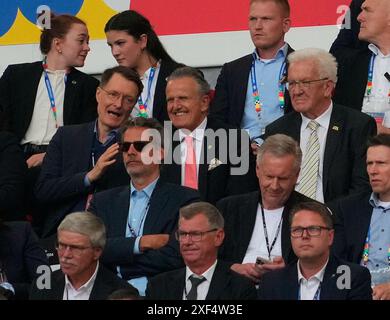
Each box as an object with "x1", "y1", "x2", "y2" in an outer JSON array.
[
  {"x1": 297, "y1": 258, "x2": 328, "y2": 283},
  {"x1": 185, "y1": 259, "x2": 218, "y2": 282},
  {"x1": 178, "y1": 117, "x2": 208, "y2": 143},
  {"x1": 300, "y1": 102, "x2": 333, "y2": 131},
  {"x1": 368, "y1": 44, "x2": 390, "y2": 58},
  {"x1": 64, "y1": 261, "x2": 99, "y2": 293},
  {"x1": 140, "y1": 60, "x2": 161, "y2": 80}
]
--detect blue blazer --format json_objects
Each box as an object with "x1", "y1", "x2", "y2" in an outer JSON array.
[{"x1": 89, "y1": 180, "x2": 200, "y2": 279}]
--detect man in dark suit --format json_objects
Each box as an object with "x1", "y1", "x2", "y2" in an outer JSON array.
[
  {"x1": 263, "y1": 48, "x2": 376, "y2": 203},
  {"x1": 89, "y1": 117, "x2": 200, "y2": 296},
  {"x1": 217, "y1": 134, "x2": 312, "y2": 283},
  {"x1": 160, "y1": 66, "x2": 258, "y2": 204},
  {"x1": 331, "y1": 134, "x2": 390, "y2": 300},
  {"x1": 146, "y1": 202, "x2": 257, "y2": 300},
  {"x1": 30, "y1": 211, "x2": 137, "y2": 300},
  {"x1": 259, "y1": 201, "x2": 372, "y2": 300},
  {"x1": 333, "y1": 0, "x2": 390, "y2": 132},
  {"x1": 35, "y1": 66, "x2": 143, "y2": 237},
  {"x1": 210, "y1": 0, "x2": 293, "y2": 149}
]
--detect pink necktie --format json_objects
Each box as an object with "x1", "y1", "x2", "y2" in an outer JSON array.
[{"x1": 184, "y1": 136, "x2": 198, "y2": 190}]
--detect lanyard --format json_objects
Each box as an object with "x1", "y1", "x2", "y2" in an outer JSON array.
[
  {"x1": 365, "y1": 53, "x2": 390, "y2": 102},
  {"x1": 42, "y1": 60, "x2": 68, "y2": 128},
  {"x1": 298, "y1": 281, "x2": 321, "y2": 300},
  {"x1": 361, "y1": 226, "x2": 390, "y2": 267},
  {"x1": 250, "y1": 53, "x2": 286, "y2": 117},
  {"x1": 127, "y1": 200, "x2": 150, "y2": 237},
  {"x1": 261, "y1": 206, "x2": 283, "y2": 260},
  {"x1": 137, "y1": 65, "x2": 157, "y2": 118}
]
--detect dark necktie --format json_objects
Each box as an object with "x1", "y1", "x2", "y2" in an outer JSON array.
[{"x1": 186, "y1": 275, "x2": 206, "y2": 300}]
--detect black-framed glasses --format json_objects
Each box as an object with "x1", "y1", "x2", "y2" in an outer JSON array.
[
  {"x1": 175, "y1": 228, "x2": 218, "y2": 242},
  {"x1": 290, "y1": 226, "x2": 331, "y2": 238},
  {"x1": 99, "y1": 86, "x2": 136, "y2": 108},
  {"x1": 55, "y1": 241, "x2": 93, "y2": 256},
  {"x1": 119, "y1": 141, "x2": 151, "y2": 153},
  {"x1": 286, "y1": 78, "x2": 329, "y2": 90}
]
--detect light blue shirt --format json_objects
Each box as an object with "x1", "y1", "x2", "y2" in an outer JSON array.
[
  {"x1": 364, "y1": 193, "x2": 390, "y2": 271},
  {"x1": 241, "y1": 44, "x2": 288, "y2": 144},
  {"x1": 118, "y1": 177, "x2": 159, "y2": 296}
]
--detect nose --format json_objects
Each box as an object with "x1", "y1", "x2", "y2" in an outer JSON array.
[
  {"x1": 301, "y1": 228, "x2": 310, "y2": 239},
  {"x1": 270, "y1": 177, "x2": 280, "y2": 190},
  {"x1": 254, "y1": 18, "x2": 263, "y2": 29},
  {"x1": 357, "y1": 11, "x2": 364, "y2": 23},
  {"x1": 85, "y1": 42, "x2": 90, "y2": 52},
  {"x1": 111, "y1": 45, "x2": 120, "y2": 57},
  {"x1": 61, "y1": 246, "x2": 73, "y2": 258}
]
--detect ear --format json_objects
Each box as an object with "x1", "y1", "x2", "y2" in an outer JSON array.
[
  {"x1": 93, "y1": 247, "x2": 103, "y2": 261},
  {"x1": 96, "y1": 87, "x2": 103, "y2": 105},
  {"x1": 200, "y1": 94, "x2": 210, "y2": 114},
  {"x1": 283, "y1": 17, "x2": 291, "y2": 33},
  {"x1": 255, "y1": 162, "x2": 261, "y2": 180},
  {"x1": 215, "y1": 229, "x2": 225, "y2": 247},
  {"x1": 139, "y1": 34, "x2": 148, "y2": 50},
  {"x1": 53, "y1": 37, "x2": 63, "y2": 54},
  {"x1": 328, "y1": 229, "x2": 335, "y2": 247},
  {"x1": 324, "y1": 80, "x2": 335, "y2": 99}
]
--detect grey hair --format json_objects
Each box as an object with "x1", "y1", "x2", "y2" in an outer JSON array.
[
  {"x1": 179, "y1": 202, "x2": 224, "y2": 229},
  {"x1": 58, "y1": 212, "x2": 106, "y2": 249},
  {"x1": 287, "y1": 48, "x2": 338, "y2": 83},
  {"x1": 167, "y1": 66, "x2": 211, "y2": 96},
  {"x1": 257, "y1": 134, "x2": 302, "y2": 172}
]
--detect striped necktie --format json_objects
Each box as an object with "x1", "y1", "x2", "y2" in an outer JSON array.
[{"x1": 298, "y1": 120, "x2": 320, "y2": 199}]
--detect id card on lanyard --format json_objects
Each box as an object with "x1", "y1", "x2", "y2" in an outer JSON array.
[{"x1": 137, "y1": 65, "x2": 157, "y2": 118}]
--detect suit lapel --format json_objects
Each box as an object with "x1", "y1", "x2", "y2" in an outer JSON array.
[
  {"x1": 171, "y1": 268, "x2": 186, "y2": 299},
  {"x1": 285, "y1": 264, "x2": 300, "y2": 299},
  {"x1": 63, "y1": 68, "x2": 80, "y2": 124},
  {"x1": 77, "y1": 121, "x2": 95, "y2": 172},
  {"x1": 353, "y1": 197, "x2": 373, "y2": 263},
  {"x1": 143, "y1": 181, "x2": 170, "y2": 234},
  {"x1": 23, "y1": 63, "x2": 43, "y2": 132},
  {"x1": 198, "y1": 129, "x2": 212, "y2": 199},
  {"x1": 236, "y1": 55, "x2": 252, "y2": 122},
  {"x1": 153, "y1": 61, "x2": 169, "y2": 121},
  {"x1": 322, "y1": 105, "x2": 343, "y2": 196},
  {"x1": 206, "y1": 261, "x2": 229, "y2": 299},
  {"x1": 111, "y1": 188, "x2": 131, "y2": 237},
  {"x1": 319, "y1": 255, "x2": 342, "y2": 300},
  {"x1": 286, "y1": 112, "x2": 302, "y2": 143}
]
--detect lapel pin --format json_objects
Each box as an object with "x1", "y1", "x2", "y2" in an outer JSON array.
[
  {"x1": 332, "y1": 125, "x2": 339, "y2": 131},
  {"x1": 71, "y1": 80, "x2": 77, "y2": 85},
  {"x1": 208, "y1": 145, "x2": 212, "y2": 150}
]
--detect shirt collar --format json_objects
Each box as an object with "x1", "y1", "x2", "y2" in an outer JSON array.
[
  {"x1": 130, "y1": 176, "x2": 159, "y2": 197},
  {"x1": 185, "y1": 259, "x2": 218, "y2": 282},
  {"x1": 253, "y1": 43, "x2": 288, "y2": 61},
  {"x1": 179, "y1": 117, "x2": 208, "y2": 143},
  {"x1": 297, "y1": 258, "x2": 328, "y2": 283},
  {"x1": 65, "y1": 261, "x2": 99, "y2": 292},
  {"x1": 369, "y1": 192, "x2": 390, "y2": 210},
  {"x1": 94, "y1": 120, "x2": 119, "y2": 145},
  {"x1": 141, "y1": 60, "x2": 161, "y2": 80},
  {"x1": 368, "y1": 44, "x2": 390, "y2": 58},
  {"x1": 300, "y1": 102, "x2": 333, "y2": 131}
]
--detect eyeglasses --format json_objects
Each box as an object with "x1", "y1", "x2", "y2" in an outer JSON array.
[
  {"x1": 99, "y1": 86, "x2": 136, "y2": 108},
  {"x1": 286, "y1": 78, "x2": 329, "y2": 90},
  {"x1": 290, "y1": 226, "x2": 331, "y2": 238},
  {"x1": 119, "y1": 140, "x2": 151, "y2": 153},
  {"x1": 175, "y1": 228, "x2": 218, "y2": 242},
  {"x1": 55, "y1": 241, "x2": 93, "y2": 256}
]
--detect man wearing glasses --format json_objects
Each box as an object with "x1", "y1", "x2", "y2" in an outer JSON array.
[
  {"x1": 263, "y1": 48, "x2": 376, "y2": 203},
  {"x1": 146, "y1": 202, "x2": 257, "y2": 300},
  {"x1": 89, "y1": 117, "x2": 200, "y2": 296},
  {"x1": 35, "y1": 66, "x2": 143, "y2": 239},
  {"x1": 258, "y1": 202, "x2": 372, "y2": 300},
  {"x1": 30, "y1": 211, "x2": 137, "y2": 300}
]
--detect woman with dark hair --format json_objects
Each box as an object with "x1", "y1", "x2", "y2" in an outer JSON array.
[
  {"x1": 0, "y1": 14, "x2": 99, "y2": 168},
  {"x1": 105, "y1": 10, "x2": 183, "y2": 122}
]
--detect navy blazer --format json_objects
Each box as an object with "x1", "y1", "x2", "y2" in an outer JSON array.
[
  {"x1": 0, "y1": 221, "x2": 48, "y2": 299},
  {"x1": 160, "y1": 117, "x2": 258, "y2": 204},
  {"x1": 0, "y1": 131, "x2": 27, "y2": 220},
  {"x1": 29, "y1": 264, "x2": 134, "y2": 300},
  {"x1": 217, "y1": 190, "x2": 313, "y2": 265},
  {"x1": 0, "y1": 61, "x2": 98, "y2": 142},
  {"x1": 330, "y1": 191, "x2": 373, "y2": 263},
  {"x1": 263, "y1": 103, "x2": 376, "y2": 203},
  {"x1": 35, "y1": 121, "x2": 129, "y2": 237},
  {"x1": 210, "y1": 45, "x2": 294, "y2": 127},
  {"x1": 89, "y1": 180, "x2": 200, "y2": 279},
  {"x1": 145, "y1": 260, "x2": 257, "y2": 300},
  {"x1": 258, "y1": 254, "x2": 372, "y2": 300}
]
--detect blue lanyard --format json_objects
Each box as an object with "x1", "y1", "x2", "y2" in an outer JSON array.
[
  {"x1": 137, "y1": 66, "x2": 157, "y2": 117},
  {"x1": 250, "y1": 52, "x2": 286, "y2": 116},
  {"x1": 298, "y1": 282, "x2": 321, "y2": 300},
  {"x1": 42, "y1": 60, "x2": 68, "y2": 127}
]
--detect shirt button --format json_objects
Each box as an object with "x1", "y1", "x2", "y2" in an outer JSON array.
[
  {"x1": 382, "y1": 229, "x2": 385, "y2": 232},
  {"x1": 376, "y1": 264, "x2": 379, "y2": 267},
  {"x1": 379, "y1": 248, "x2": 382, "y2": 251}
]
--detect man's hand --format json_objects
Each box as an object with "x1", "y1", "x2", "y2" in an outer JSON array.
[
  {"x1": 376, "y1": 123, "x2": 390, "y2": 135},
  {"x1": 257, "y1": 256, "x2": 286, "y2": 273},
  {"x1": 250, "y1": 142, "x2": 259, "y2": 156},
  {"x1": 86, "y1": 143, "x2": 119, "y2": 183},
  {"x1": 26, "y1": 152, "x2": 45, "y2": 168},
  {"x1": 373, "y1": 282, "x2": 390, "y2": 300},
  {"x1": 139, "y1": 234, "x2": 169, "y2": 252},
  {"x1": 231, "y1": 263, "x2": 264, "y2": 283}
]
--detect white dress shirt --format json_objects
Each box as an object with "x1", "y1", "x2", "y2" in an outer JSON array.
[
  {"x1": 21, "y1": 69, "x2": 66, "y2": 145},
  {"x1": 131, "y1": 62, "x2": 161, "y2": 118},
  {"x1": 242, "y1": 205, "x2": 283, "y2": 263},
  {"x1": 183, "y1": 260, "x2": 218, "y2": 300},
  {"x1": 297, "y1": 259, "x2": 328, "y2": 300},
  {"x1": 63, "y1": 262, "x2": 99, "y2": 300},
  {"x1": 362, "y1": 44, "x2": 390, "y2": 122},
  {"x1": 178, "y1": 117, "x2": 207, "y2": 185},
  {"x1": 296, "y1": 103, "x2": 333, "y2": 203}
]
